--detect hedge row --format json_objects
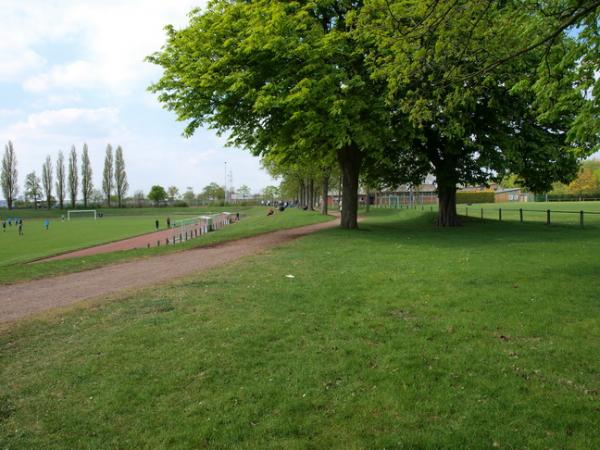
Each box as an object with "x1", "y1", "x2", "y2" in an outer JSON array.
[{"x1": 456, "y1": 191, "x2": 496, "y2": 204}]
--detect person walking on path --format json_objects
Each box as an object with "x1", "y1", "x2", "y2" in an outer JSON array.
[{"x1": 44, "y1": 218, "x2": 50, "y2": 230}]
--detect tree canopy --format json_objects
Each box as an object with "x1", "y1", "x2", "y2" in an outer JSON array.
[{"x1": 149, "y1": 0, "x2": 599, "y2": 227}]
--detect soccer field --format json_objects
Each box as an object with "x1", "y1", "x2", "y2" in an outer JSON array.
[
  {"x1": 0, "y1": 208, "x2": 221, "y2": 265},
  {"x1": 0, "y1": 207, "x2": 332, "y2": 284}
]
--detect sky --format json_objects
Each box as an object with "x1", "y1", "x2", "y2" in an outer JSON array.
[{"x1": 0, "y1": 0, "x2": 276, "y2": 200}]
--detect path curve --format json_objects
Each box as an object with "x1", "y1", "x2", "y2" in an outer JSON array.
[{"x1": 0, "y1": 219, "x2": 338, "y2": 324}]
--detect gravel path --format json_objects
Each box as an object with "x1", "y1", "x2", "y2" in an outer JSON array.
[{"x1": 0, "y1": 219, "x2": 337, "y2": 324}]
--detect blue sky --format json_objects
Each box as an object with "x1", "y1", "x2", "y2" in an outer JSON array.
[{"x1": 0, "y1": 0, "x2": 275, "y2": 200}]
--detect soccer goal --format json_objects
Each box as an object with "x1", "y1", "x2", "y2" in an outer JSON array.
[{"x1": 67, "y1": 210, "x2": 97, "y2": 220}]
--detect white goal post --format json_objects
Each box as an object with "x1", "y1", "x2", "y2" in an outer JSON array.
[{"x1": 67, "y1": 210, "x2": 97, "y2": 220}]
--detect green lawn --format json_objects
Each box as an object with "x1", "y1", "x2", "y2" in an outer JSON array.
[
  {"x1": 1, "y1": 209, "x2": 598, "y2": 448},
  {"x1": 459, "y1": 200, "x2": 600, "y2": 226},
  {"x1": 0, "y1": 207, "x2": 331, "y2": 285}
]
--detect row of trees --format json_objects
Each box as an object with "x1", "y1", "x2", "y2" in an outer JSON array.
[
  {"x1": 148, "y1": 0, "x2": 599, "y2": 228},
  {"x1": 145, "y1": 183, "x2": 256, "y2": 206},
  {"x1": 0, "y1": 141, "x2": 128, "y2": 209}
]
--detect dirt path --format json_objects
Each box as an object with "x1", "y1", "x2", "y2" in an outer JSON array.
[{"x1": 0, "y1": 219, "x2": 338, "y2": 324}]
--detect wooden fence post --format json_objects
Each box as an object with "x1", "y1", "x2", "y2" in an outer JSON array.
[
  {"x1": 481, "y1": 208, "x2": 483, "y2": 219},
  {"x1": 499, "y1": 208, "x2": 502, "y2": 221},
  {"x1": 580, "y1": 210, "x2": 584, "y2": 228},
  {"x1": 519, "y1": 208, "x2": 523, "y2": 223},
  {"x1": 546, "y1": 209, "x2": 551, "y2": 225}
]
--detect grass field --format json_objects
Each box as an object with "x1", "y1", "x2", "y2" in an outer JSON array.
[
  {"x1": 0, "y1": 207, "x2": 331, "y2": 285},
  {"x1": 460, "y1": 200, "x2": 600, "y2": 227},
  {"x1": 1, "y1": 208, "x2": 598, "y2": 448},
  {"x1": 393, "y1": 200, "x2": 600, "y2": 227}
]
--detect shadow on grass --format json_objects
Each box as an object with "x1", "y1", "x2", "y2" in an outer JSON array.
[{"x1": 319, "y1": 209, "x2": 600, "y2": 250}]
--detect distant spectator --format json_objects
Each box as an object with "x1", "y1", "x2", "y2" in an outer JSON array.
[
  {"x1": 155, "y1": 219, "x2": 160, "y2": 230},
  {"x1": 44, "y1": 218, "x2": 49, "y2": 230},
  {"x1": 167, "y1": 217, "x2": 171, "y2": 228},
  {"x1": 2, "y1": 221, "x2": 5, "y2": 232},
  {"x1": 18, "y1": 221, "x2": 23, "y2": 236},
  {"x1": 267, "y1": 208, "x2": 274, "y2": 216}
]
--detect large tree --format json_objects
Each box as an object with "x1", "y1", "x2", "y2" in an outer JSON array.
[
  {"x1": 358, "y1": 0, "x2": 597, "y2": 225},
  {"x1": 68, "y1": 145, "x2": 78, "y2": 208},
  {"x1": 148, "y1": 0, "x2": 393, "y2": 229},
  {"x1": 81, "y1": 143, "x2": 93, "y2": 208},
  {"x1": 1, "y1": 141, "x2": 18, "y2": 210},
  {"x1": 114, "y1": 145, "x2": 128, "y2": 207},
  {"x1": 24, "y1": 171, "x2": 41, "y2": 209},
  {"x1": 148, "y1": 185, "x2": 168, "y2": 206},
  {"x1": 182, "y1": 187, "x2": 195, "y2": 206},
  {"x1": 41, "y1": 155, "x2": 53, "y2": 209},
  {"x1": 200, "y1": 182, "x2": 225, "y2": 203},
  {"x1": 102, "y1": 144, "x2": 114, "y2": 207},
  {"x1": 167, "y1": 186, "x2": 179, "y2": 203},
  {"x1": 56, "y1": 150, "x2": 65, "y2": 209}
]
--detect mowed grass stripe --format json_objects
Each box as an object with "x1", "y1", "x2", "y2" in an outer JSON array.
[{"x1": 0, "y1": 209, "x2": 598, "y2": 448}]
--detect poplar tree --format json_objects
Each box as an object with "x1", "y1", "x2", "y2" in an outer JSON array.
[
  {"x1": 1, "y1": 141, "x2": 18, "y2": 210},
  {"x1": 102, "y1": 144, "x2": 114, "y2": 207},
  {"x1": 56, "y1": 150, "x2": 65, "y2": 209},
  {"x1": 68, "y1": 146, "x2": 78, "y2": 208},
  {"x1": 41, "y1": 155, "x2": 53, "y2": 209},
  {"x1": 114, "y1": 145, "x2": 128, "y2": 207},
  {"x1": 81, "y1": 144, "x2": 93, "y2": 208}
]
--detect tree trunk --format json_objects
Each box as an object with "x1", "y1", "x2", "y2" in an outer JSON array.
[
  {"x1": 308, "y1": 178, "x2": 314, "y2": 210},
  {"x1": 365, "y1": 187, "x2": 370, "y2": 213},
  {"x1": 299, "y1": 180, "x2": 305, "y2": 207},
  {"x1": 436, "y1": 183, "x2": 461, "y2": 227},
  {"x1": 337, "y1": 145, "x2": 362, "y2": 229},
  {"x1": 321, "y1": 173, "x2": 329, "y2": 215}
]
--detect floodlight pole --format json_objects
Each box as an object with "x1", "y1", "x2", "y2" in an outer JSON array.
[{"x1": 224, "y1": 161, "x2": 227, "y2": 205}]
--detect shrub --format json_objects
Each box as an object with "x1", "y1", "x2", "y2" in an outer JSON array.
[{"x1": 456, "y1": 191, "x2": 495, "y2": 204}]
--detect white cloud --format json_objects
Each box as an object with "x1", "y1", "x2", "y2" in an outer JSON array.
[
  {"x1": 23, "y1": 61, "x2": 95, "y2": 93},
  {"x1": 0, "y1": 50, "x2": 45, "y2": 81},
  {"x1": 0, "y1": 0, "x2": 203, "y2": 93},
  {"x1": 0, "y1": 0, "x2": 275, "y2": 195},
  {"x1": 6, "y1": 108, "x2": 120, "y2": 137}
]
